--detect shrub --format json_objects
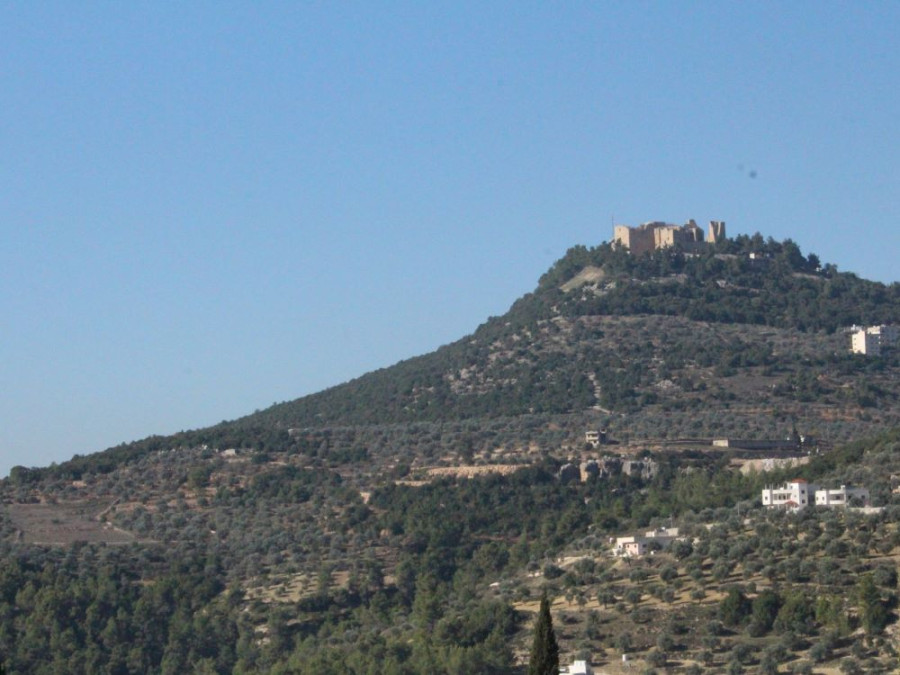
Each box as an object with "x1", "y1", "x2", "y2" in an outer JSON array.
[{"x1": 839, "y1": 656, "x2": 862, "y2": 675}]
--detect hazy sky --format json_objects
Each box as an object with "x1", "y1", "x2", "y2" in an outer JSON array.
[{"x1": 3, "y1": 2, "x2": 899, "y2": 478}]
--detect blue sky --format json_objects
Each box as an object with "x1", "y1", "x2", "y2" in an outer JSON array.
[{"x1": 2, "y1": 2, "x2": 899, "y2": 477}]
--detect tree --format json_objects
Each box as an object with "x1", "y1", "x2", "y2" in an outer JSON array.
[
  {"x1": 527, "y1": 592, "x2": 559, "y2": 675},
  {"x1": 774, "y1": 591, "x2": 815, "y2": 636},
  {"x1": 719, "y1": 587, "x2": 750, "y2": 626},
  {"x1": 856, "y1": 574, "x2": 888, "y2": 639},
  {"x1": 748, "y1": 589, "x2": 781, "y2": 636}
]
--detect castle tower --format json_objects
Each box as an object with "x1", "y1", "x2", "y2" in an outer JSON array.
[
  {"x1": 708, "y1": 220, "x2": 726, "y2": 243},
  {"x1": 683, "y1": 219, "x2": 704, "y2": 243}
]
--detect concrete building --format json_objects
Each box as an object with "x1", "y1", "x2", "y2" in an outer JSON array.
[
  {"x1": 763, "y1": 480, "x2": 870, "y2": 509},
  {"x1": 761, "y1": 479, "x2": 816, "y2": 510},
  {"x1": 560, "y1": 660, "x2": 593, "y2": 675},
  {"x1": 851, "y1": 329, "x2": 879, "y2": 355},
  {"x1": 614, "y1": 527, "x2": 680, "y2": 557},
  {"x1": 815, "y1": 485, "x2": 870, "y2": 507},
  {"x1": 872, "y1": 324, "x2": 899, "y2": 344},
  {"x1": 584, "y1": 429, "x2": 607, "y2": 447},
  {"x1": 851, "y1": 325, "x2": 899, "y2": 356}
]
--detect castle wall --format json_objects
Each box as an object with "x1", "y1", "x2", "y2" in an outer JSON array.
[
  {"x1": 614, "y1": 224, "x2": 655, "y2": 256},
  {"x1": 614, "y1": 219, "x2": 719, "y2": 255}
]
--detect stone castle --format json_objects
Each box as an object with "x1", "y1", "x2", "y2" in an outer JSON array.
[{"x1": 613, "y1": 219, "x2": 726, "y2": 256}]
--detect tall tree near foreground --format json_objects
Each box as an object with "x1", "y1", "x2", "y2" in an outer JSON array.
[
  {"x1": 857, "y1": 573, "x2": 888, "y2": 640},
  {"x1": 528, "y1": 591, "x2": 560, "y2": 675}
]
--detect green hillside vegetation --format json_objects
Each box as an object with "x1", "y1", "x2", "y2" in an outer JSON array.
[
  {"x1": 18, "y1": 235, "x2": 900, "y2": 492},
  {"x1": 3, "y1": 427, "x2": 900, "y2": 672},
  {"x1": 245, "y1": 233, "x2": 900, "y2": 428},
  {"x1": 4, "y1": 234, "x2": 900, "y2": 672}
]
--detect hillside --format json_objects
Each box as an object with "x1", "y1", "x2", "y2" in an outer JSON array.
[
  {"x1": 34, "y1": 233, "x2": 900, "y2": 482},
  {"x1": 3, "y1": 233, "x2": 900, "y2": 673},
  {"x1": 243, "y1": 234, "x2": 900, "y2": 432}
]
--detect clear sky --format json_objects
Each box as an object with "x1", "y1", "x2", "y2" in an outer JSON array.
[{"x1": 2, "y1": 2, "x2": 899, "y2": 478}]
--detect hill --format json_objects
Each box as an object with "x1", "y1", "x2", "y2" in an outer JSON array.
[
  {"x1": 3, "y1": 232, "x2": 900, "y2": 673},
  {"x1": 243, "y1": 233, "x2": 900, "y2": 430},
  {"x1": 28, "y1": 232, "x2": 900, "y2": 484}
]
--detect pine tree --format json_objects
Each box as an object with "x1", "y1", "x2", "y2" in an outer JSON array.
[{"x1": 528, "y1": 591, "x2": 560, "y2": 675}]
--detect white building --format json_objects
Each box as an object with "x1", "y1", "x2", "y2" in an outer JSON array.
[
  {"x1": 614, "y1": 527, "x2": 680, "y2": 557},
  {"x1": 851, "y1": 325, "x2": 899, "y2": 356},
  {"x1": 762, "y1": 480, "x2": 870, "y2": 510},
  {"x1": 815, "y1": 485, "x2": 870, "y2": 507},
  {"x1": 852, "y1": 329, "x2": 881, "y2": 355},
  {"x1": 761, "y1": 479, "x2": 816, "y2": 510},
  {"x1": 560, "y1": 660, "x2": 593, "y2": 675}
]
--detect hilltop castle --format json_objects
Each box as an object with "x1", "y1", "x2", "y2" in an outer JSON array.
[{"x1": 613, "y1": 219, "x2": 726, "y2": 256}]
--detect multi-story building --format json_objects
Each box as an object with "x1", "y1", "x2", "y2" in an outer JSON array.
[
  {"x1": 761, "y1": 479, "x2": 816, "y2": 509},
  {"x1": 852, "y1": 329, "x2": 880, "y2": 355},
  {"x1": 815, "y1": 485, "x2": 870, "y2": 507},
  {"x1": 762, "y1": 480, "x2": 869, "y2": 509},
  {"x1": 851, "y1": 325, "x2": 899, "y2": 356}
]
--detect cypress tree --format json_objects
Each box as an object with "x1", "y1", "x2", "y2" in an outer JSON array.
[
  {"x1": 857, "y1": 573, "x2": 888, "y2": 639},
  {"x1": 528, "y1": 591, "x2": 560, "y2": 675}
]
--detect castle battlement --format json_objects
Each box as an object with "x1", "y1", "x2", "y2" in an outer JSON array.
[{"x1": 613, "y1": 219, "x2": 725, "y2": 255}]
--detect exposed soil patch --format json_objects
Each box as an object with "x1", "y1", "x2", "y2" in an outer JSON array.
[
  {"x1": 426, "y1": 464, "x2": 526, "y2": 479},
  {"x1": 5, "y1": 501, "x2": 137, "y2": 545}
]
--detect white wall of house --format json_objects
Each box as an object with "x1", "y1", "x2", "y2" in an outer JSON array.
[
  {"x1": 851, "y1": 324, "x2": 898, "y2": 355},
  {"x1": 560, "y1": 660, "x2": 593, "y2": 675},
  {"x1": 815, "y1": 485, "x2": 869, "y2": 507},
  {"x1": 761, "y1": 480, "x2": 816, "y2": 509},
  {"x1": 762, "y1": 480, "x2": 870, "y2": 509},
  {"x1": 613, "y1": 528, "x2": 680, "y2": 556}
]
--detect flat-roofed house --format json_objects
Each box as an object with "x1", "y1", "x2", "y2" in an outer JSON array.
[{"x1": 761, "y1": 479, "x2": 816, "y2": 510}]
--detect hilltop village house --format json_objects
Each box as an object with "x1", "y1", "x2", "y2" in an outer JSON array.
[
  {"x1": 613, "y1": 527, "x2": 682, "y2": 557},
  {"x1": 761, "y1": 479, "x2": 870, "y2": 510},
  {"x1": 850, "y1": 324, "x2": 899, "y2": 356},
  {"x1": 613, "y1": 219, "x2": 726, "y2": 256}
]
